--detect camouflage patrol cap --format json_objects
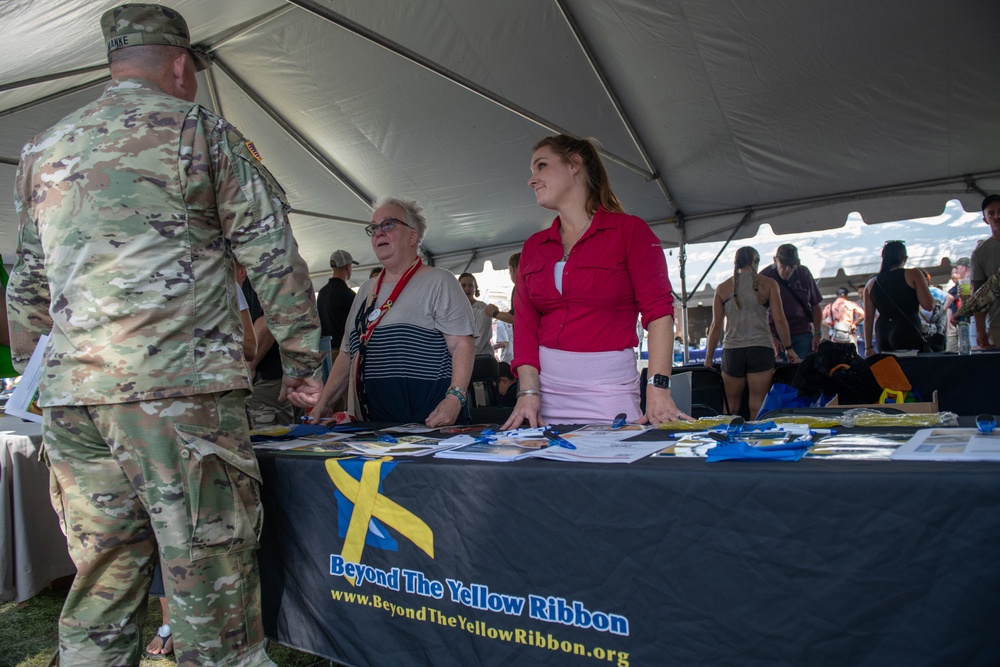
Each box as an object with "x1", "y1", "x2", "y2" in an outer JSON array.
[{"x1": 101, "y1": 4, "x2": 209, "y2": 70}]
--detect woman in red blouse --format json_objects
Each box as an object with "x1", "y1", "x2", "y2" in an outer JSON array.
[{"x1": 502, "y1": 135, "x2": 690, "y2": 428}]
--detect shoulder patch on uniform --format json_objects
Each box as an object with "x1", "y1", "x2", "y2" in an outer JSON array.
[{"x1": 245, "y1": 141, "x2": 262, "y2": 161}]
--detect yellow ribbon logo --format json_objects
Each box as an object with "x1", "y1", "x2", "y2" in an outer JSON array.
[{"x1": 325, "y1": 458, "x2": 434, "y2": 581}]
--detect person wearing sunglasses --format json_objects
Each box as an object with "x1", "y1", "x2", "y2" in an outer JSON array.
[
  {"x1": 308, "y1": 197, "x2": 477, "y2": 427},
  {"x1": 863, "y1": 240, "x2": 936, "y2": 355}
]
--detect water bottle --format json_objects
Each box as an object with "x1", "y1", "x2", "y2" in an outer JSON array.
[{"x1": 957, "y1": 317, "x2": 971, "y2": 356}]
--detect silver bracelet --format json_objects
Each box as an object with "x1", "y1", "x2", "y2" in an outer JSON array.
[{"x1": 517, "y1": 389, "x2": 541, "y2": 398}]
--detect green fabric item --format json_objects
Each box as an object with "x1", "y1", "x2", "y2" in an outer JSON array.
[{"x1": 0, "y1": 258, "x2": 17, "y2": 378}]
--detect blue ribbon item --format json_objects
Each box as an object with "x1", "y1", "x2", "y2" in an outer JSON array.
[{"x1": 706, "y1": 440, "x2": 811, "y2": 462}]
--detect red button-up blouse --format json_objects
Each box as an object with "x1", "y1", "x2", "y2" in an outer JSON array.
[{"x1": 512, "y1": 208, "x2": 674, "y2": 371}]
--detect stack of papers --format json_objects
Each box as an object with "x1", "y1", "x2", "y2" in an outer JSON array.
[
  {"x1": 435, "y1": 425, "x2": 669, "y2": 464},
  {"x1": 342, "y1": 435, "x2": 457, "y2": 457},
  {"x1": 434, "y1": 435, "x2": 549, "y2": 461}
]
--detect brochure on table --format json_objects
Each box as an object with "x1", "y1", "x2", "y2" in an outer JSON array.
[
  {"x1": 436, "y1": 425, "x2": 665, "y2": 464},
  {"x1": 893, "y1": 428, "x2": 1000, "y2": 461},
  {"x1": 4, "y1": 334, "x2": 48, "y2": 423}
]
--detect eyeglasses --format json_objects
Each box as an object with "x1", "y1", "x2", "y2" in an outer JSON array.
[
  {"x1": 365, "y1": 217, "x2": 412, "y2": 237},
  {"x1": 884, "y1": 239, "x2": 906, "y2": 246}
]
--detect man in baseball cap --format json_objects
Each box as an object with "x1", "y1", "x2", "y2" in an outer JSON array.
[
  {"x1": 760, "y1": 243, "x2": 824, "y2": 360},
  {"x1": 10, "y1": 3, "x2": 322, "y2": 665},
  {"x1": 102, "y1": 3, "x2": 210, "y2": 70},
  {"x1": 317, "y1": 251, "x2": 359, "y2": 411},
  {"x1": 329, "y1": 249, "x2": 359, "y2": 269}
]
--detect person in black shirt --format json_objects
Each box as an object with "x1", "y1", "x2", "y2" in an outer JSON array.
[
  {"x1": 318, "y1": 249, "x2": 358, "y2": 342},
  {"x1": 317, "y1": 250, "x2": 358, "y2": 412},
  {"x1": 243, "y1": 278, "x2": 296, "y2": 426}
]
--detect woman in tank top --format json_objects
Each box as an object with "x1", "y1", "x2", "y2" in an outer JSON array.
[
  {"x1": 704, "y1": 247, "x2": 800, "y2": 419},
  {"x1": 863, "y1": 240, "x2": 935, "y2": 355}
]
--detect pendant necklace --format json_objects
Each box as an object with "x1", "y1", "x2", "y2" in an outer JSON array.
[{"x1": 561, "y1": 213, "x2": 594, "y2": 262}]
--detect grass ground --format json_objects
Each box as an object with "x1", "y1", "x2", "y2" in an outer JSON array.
[{"x1": 0, "y1": 587, "x2": 333, "y2": 667}]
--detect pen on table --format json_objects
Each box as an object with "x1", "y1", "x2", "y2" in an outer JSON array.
[
  {"x1": 542, "y1": 428, "x2": 576, "y2": 450},
  {"x1": 809, "y1": 429, "x2": 837, "y2": 435},
  {"x1": 612, "y1": 413, "x2": 627, "y2": 429}
]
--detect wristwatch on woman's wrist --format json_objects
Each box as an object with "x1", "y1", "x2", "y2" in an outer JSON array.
[{"x1": 647, "y1": 374, "x2": 670, "y2": 389}]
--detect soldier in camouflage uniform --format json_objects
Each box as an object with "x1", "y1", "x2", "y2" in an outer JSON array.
[{"x1": 7, "y1": 4, "x2": 324, "y2": 666}]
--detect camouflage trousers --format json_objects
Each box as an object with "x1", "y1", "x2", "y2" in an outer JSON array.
[
  {"x1": 42, "y1": 390, "x2": 276, "y2": 667},
  {"x1": 247, "y1": 377, "x2": 295, "y2": 428}
]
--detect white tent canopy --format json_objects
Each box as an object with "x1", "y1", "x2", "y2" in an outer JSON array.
[{"x1": 3, "y1": 0, "x2": 999, "y2": 292}]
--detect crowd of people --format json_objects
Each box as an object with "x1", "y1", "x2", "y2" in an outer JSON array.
[
  {"x1": 4, "y1": 4, "x2": 999, "y2": 666},
  {"x1": 696, "y1": 195, "x2": 1000, "y2": 419}
]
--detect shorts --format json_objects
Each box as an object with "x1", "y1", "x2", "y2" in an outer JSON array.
[{"x1": 722, "y1": 346, "x2": 775, "y2": 377}]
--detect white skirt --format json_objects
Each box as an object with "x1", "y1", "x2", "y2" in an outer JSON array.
[{"x1": 538, "y1": 346, "x2": 641, "y2": 424}]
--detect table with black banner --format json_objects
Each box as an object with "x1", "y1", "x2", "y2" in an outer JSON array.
[
  {"x1": 893, "y1": 350, "x2": 1000, "y2": 415},
  {"x1": 257, "y1": 430, "x2": 1000, "y2": 667}
]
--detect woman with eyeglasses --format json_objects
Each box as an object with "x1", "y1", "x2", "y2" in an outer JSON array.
[
  {"x1": 308, "y1": 196, "x2": 477, "y2": 426},
  {"x1": 501, "y1": 134, "x2": 690, "y2": 428},
  {"x1": 863, "y1": 240, "x2": 936, "y2": 355}
]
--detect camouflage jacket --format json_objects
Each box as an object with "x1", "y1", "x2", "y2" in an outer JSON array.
[{"x1": 9, "y1": 78, "x2": 322, "y2": 406}]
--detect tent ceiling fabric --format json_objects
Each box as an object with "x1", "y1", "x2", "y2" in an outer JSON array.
[{"x1": 2, "y1": 0, "x2": 999, "y2": 283}]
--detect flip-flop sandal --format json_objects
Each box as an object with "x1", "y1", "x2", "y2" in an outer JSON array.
[{"x1": 144, "y1": 624, "x2": 173, "y2": 660}]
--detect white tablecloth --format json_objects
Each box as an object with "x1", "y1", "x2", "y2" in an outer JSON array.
[{"x1": 0, "y1": 413, "x2": 75, "y2": 602}]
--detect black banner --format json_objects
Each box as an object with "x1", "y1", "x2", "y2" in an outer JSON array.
[{"x1": 258, "y1": 453, "x2": 1000, "y2": 666}]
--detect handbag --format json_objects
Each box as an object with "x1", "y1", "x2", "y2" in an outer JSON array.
[
  {"x1": 827, "y1": 302, "x2": 854, "y2": 342},
  {"x1": 831, "y1": 321, "x2": 853, "y2": 343}
]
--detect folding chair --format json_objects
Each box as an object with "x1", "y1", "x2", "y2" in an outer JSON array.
[
  {"x1": 640, "y1": 366, "x2": 730, "y2": 417},
  {"x1": 468, "y1": 354, "x2": 501, "y2": 408}
]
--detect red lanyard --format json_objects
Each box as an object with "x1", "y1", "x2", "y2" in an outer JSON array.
[{"x1": 359, "y1": 257, "x2": 422, "y2": 344}]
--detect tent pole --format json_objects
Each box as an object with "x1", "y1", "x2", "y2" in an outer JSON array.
[
  {"x1": 289, "y1": 209, "x2": 369, "y2": 226},
  {"x1": 689, "y1": 210, "x2": 753, "y2": 298},
  {"x1": 678, "y1": 217, "x2": 690, "y2": 365},
  {"x1": 461, "y1": 250, "x2": 480, "y2": 275},
  {"x1": 553, "y1": 0, "x2": 681, "y2": 214},
  {"x1": 0, "y1": 76, "x2": 108, "y2": 120},
  {"x1": 283, "y1": 0, "x2": 653, "y2": 181},
  {"x1": 212, "y1": 55, "x2": 373, "y2": 209},
  {"x1": 203, "y1": 67, "x2": 224, "y2": 118},
  {"x1": 0, "y1": 64, "x2": 107, "y2": 95},
  {"x1": 664, "y1": 170, "x2": 1000, "y2": 237}
]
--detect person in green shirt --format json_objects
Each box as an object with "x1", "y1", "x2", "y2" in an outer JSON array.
[{"x1": 0, "y1": 256, "x2": 17, "y2": 378}]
